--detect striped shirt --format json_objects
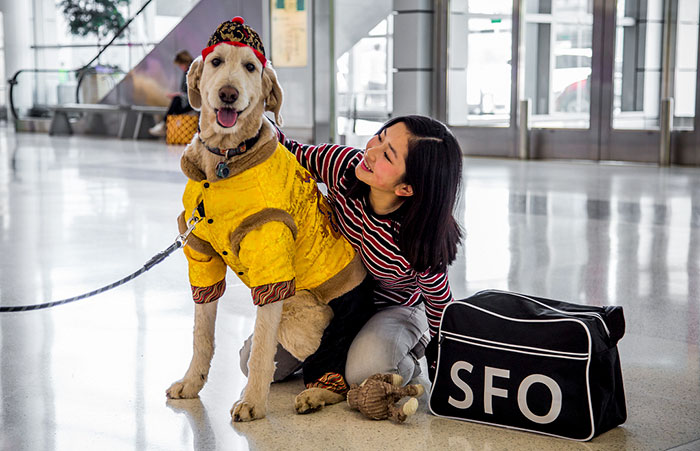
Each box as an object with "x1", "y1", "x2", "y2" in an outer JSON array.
[{"x1": 279, "y1": 132, "x2": 454, "y2": 338}]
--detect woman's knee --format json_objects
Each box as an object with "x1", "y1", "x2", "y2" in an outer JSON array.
[
  {"x1": 345, "y1": 332, "x2": 396, "y2": 384},
  {"x1": 344, "y1": 310, "x2": 425, "y2": 385},
  {"x1": 346, "y1": 349, "x2": 417, "y2": 386},
  {"x1": 345, "y1": 357, "x2": 390, "y2": 385}
]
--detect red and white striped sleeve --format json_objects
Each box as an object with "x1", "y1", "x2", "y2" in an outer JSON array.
[
  {"x1": 277, "y1": 129, "x2": 359, "y2": 191},
  {"x1": 417, "y1": 270, "x2": 454, "y2": 338}
]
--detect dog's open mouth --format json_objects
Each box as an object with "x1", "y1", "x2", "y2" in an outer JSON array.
[{"x1": 216, "y1": 108, "x2": 239, "y2": 128}]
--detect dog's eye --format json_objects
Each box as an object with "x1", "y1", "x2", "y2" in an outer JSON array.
[
  {"x1": 245, "y1": 63, "x2": 256, "y2": 72},
  {"x1": 211, "y1": 58, "x2": 222, "y2": 67}
]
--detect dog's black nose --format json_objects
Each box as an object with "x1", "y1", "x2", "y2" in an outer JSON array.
[{"x1": 219, "y1": 86, "x2": 239, "y2": 104}]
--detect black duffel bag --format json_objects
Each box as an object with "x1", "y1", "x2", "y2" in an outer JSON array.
[{"x1": 428, "y1": 289, "x2": 626, "y2": 441}]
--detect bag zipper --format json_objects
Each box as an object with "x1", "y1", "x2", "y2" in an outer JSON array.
[
  {"x1": 477, "y1": 289, "x2": 611, "y2": 338},
  {"x1": 441, "y1": 330, "x2": 590, "y2": 359}
]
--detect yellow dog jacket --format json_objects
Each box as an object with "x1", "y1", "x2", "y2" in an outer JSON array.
[{"x1": 182, "y1": 142, "x2": 355, "y2": 303}]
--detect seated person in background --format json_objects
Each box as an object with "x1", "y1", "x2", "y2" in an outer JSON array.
[{"x1": 149, "y1": 50, "x2": 194, "y2": 137}]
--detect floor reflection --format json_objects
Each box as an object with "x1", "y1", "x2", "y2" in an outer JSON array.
[{"x1": 167, "y1": 399, "x2": 216, "y2": 451}]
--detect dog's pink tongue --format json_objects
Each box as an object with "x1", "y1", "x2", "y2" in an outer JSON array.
[{"x1": 217, "y1": 108, "x2": 238, "y2": 127}]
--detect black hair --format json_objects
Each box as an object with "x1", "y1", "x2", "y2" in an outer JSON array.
[
  {"x1": 349, "y1": 115, "x2": 464, "y2": 273},
  {"x1": 174, "y1": 50, "x2": 194, "y2": 66}
]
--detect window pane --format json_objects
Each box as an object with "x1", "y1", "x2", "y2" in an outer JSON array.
[
  {"x1": 551, "y1": 26, "x2": 592, "y2": 115},
  {"x1": 613, "y1": 0, "x2": 663, "y2": 130},
  {"x1": 335, "y1": 13, "x2": 393, "y2": 147},
  {"x1": 469, "y1": 0, "x2": 512, "y2": 15},
  {"x1": 613, "y1": 0, "x2": 698, "y2": 130},
  {"x1": 675, "y1": 71, "x2": 697, "y2": 119},
  {"x1": 673, "y1": 0, "x2": 699, "y2": 129},
  {"x1": 447, "y1": 1, "x2": 513, "y2": 127},
  {"x1": 522, "y1": 0, "x2": 592, "y2": 129}
]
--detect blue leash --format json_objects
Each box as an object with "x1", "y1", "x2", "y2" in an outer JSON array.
[{"x1": 0, "y1": 216, "x2": 201, "y2": 313}]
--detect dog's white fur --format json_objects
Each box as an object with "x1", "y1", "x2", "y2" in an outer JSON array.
[{"x1": 165, "y1": 44, "x2": 363, "y2": 421}]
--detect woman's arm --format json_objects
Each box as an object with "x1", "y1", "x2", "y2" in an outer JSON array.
[
  {"x1": 416, "y1": 270, "x2": 453, "y2": 338},
  {"x1": 276, "y1": 127, "x2": 360, "y2": 191}
]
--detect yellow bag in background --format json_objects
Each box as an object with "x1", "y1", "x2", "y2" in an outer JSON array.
[{"x1": 166, "y1": 114, "x2": 198, "y2": 145}]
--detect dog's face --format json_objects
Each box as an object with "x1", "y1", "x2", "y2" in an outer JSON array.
[{"x1": 187, "y1": 44, "x2": 283, "y2": 137}]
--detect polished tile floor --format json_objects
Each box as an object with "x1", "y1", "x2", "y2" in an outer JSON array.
[{"x1": 1, "y1": 126, "x2": 699, "y2": 450}]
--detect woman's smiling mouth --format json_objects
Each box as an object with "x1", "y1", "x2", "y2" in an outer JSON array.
[{"x1": 360, "y1": 158, "x2": 373, "y2": 173}]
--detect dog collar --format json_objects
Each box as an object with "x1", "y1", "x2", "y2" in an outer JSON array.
[{"x1": 197, "y1": 127, "x2": 263, "y2": 178}]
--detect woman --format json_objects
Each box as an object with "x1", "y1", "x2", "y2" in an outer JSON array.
[{"x1": 240, "y1": 115, "x2": 463, "y2": 385}]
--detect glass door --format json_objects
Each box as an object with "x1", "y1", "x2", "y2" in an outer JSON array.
[
  {"x1": 603, "y1": 0, "x2": 699, "y2": 163},
  {"x1": 445, "y1": 0, "x2": 519, "y2": 158},
  {"x1": 443, "y1": 0, "x2": 700, "y2": 163},
  {"x1": 447, "y1": 0, "x2": 514, "y2": 127},
  {"x1": 524, "y1": 0, "x2": 593, "y2": 129},
  {"x1": 520, "y1": 0, "x2": 601, "y2": 159},
  {"x1": 522, "y1": 0, "x2": 700, "y2": 162}
]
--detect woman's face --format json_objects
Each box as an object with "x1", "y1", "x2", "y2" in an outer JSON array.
[{"x1": 355, "y1": 122, "x2": 413, "y2": 197}]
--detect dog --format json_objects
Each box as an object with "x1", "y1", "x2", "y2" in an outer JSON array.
[{"x1": 165, "y1": 18, "x2": 368, "y2": 422}]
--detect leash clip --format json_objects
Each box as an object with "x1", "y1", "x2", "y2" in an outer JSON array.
[{"x1": 177, "y1": 214, "x2": 201, "y2": 247}]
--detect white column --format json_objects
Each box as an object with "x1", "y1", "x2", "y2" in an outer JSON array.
[
  {"x1": 392, "y1": 0, "x2": 433, "y2": 116},
  {"x1": 0, "y1": 0, "x2": 35, "y2": 113},
  {"x1": 448, "y1": 0, "x2": 468, "y2": 125}
]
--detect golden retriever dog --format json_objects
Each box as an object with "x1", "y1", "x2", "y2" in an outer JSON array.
[{"x1": 165, "y1": 18, "x2": 369, "y2": 422}]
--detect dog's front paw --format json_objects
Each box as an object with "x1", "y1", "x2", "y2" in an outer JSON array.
[
  {"x1": 231, "y1": 399, "x2": 266, "y2": 422},
  {"x1": 166, "y1": 378, "x2": 204, "y2": 399},
  {"x1": 294, "y1": 387, "x2": 345, "y2": 414}
]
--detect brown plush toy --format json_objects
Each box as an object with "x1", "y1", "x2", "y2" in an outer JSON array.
[{"x1": 346, "y1": 373, "x2": 425, "y2": 423}]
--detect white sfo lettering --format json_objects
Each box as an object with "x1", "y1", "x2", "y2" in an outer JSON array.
[
  {"x1": 518, "y1": 374, "x2": 563, "y2": 424},
  {"x1": 447, "y1": 361, "x2": 563, "y2": 425},
  {"x1": 484, "y1": 366, "x2": 510, "y2": 414},
  {"x1": 448, "y1": 361, "x2": 474, "y2": 409}
]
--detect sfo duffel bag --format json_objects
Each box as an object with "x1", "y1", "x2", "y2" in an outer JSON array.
[{"x1": 428, "y1": 289, "x2": 626, "y2": 441}]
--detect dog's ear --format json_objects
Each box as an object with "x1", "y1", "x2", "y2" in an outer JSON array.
[
  {"x1": 186, "y1": 56, "x2": 204, "y2": 110},
  {"x1": 262, "y1": 63, "x2": 284, "y2": 126}
]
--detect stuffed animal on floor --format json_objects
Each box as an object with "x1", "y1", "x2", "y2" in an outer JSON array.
[{"x1": 346, "y1": 373, "x2": 425, "y2": 423}]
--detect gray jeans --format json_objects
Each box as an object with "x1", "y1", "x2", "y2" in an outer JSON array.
[{"x1": 239, "y1": 304, "x2": 428, "y2": 386}]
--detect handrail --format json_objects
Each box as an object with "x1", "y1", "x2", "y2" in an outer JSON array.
[
  {"x1": 8, "y1": 69, "x2": 64, "y2": 120},
  {"x1": 8, "y1": 0, "x2": 154, "y2": 121},
  {"x1": 8, "y1": 67, "x2": 126, "y2": 120}
]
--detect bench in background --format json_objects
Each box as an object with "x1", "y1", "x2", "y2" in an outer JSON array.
[
  {"x1": 129, "y1": 105, "x2": 169, "y2": 139},
  {"x1": 48, "y1": 103, "x2": 168, "y2": 139}
]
